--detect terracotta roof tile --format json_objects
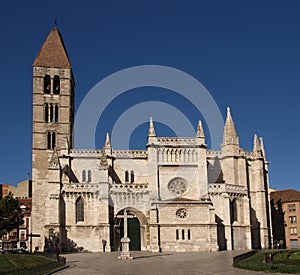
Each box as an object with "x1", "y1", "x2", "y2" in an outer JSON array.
[
  {"x1": 270, "y1": 189, "x2": 300, "y2": 204},
  {"x1": 33, "y1": 27, "x2": 71, "y2": 68}
]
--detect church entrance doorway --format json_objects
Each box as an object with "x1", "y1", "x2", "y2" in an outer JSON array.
[
  {"x1": 120, "y1": 217, "x2": 141, "y2": 250},
  {"x1": 114, "y1": 208, "x2": 146, "y2": 251}
]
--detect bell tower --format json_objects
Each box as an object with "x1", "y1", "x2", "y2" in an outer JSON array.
[{"x1": 31, "y1": 27, "x2": 74, "y2": 250}]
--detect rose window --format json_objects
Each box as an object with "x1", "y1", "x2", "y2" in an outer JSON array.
[
  {"x1": 176, "y1": 208, "x2": 188, "y2": 219},
  {"x1": 168, "y1": 178, "x2": 187, "y2": 196}
]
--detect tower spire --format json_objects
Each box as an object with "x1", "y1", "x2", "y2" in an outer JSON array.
[
  {"x1": 196, "y1": 120, "x2": 205, "y2": 145},
  {"x1": 148, "y1": 117, "x2": 156, "y2": 137},
  {"x1": 253, "y1": 134, "x2": 260, "y2": 152},
  {"x1": 222, "y1": 107, "x2": 239, "y2": 155},
  {"x1": 105, "y1": 132, "x2": 111, "y2": 148},
  {"x1": 33, "y1": 27, "x2": 71, "y2": 68},
  {"x1": 148, "y1": 117, "x2": 157, "y2": 145},
  {"x1": 196, "y1": 120, "x2": 204, "y2": 138},
  {"x1": 223, "y1": 107, "x2": 239, "y2": 146},
  {"x1": 259, "y1": 137, "x2": 265, "y2": 157}
]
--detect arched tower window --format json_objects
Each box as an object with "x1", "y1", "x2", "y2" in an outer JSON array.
[
  {"x1": 50, "y1": 104, "x2": 54, "y2": 122},
  {"x1": 44, "y1": 104, "x2": 49, "y2": 122},
  {"x1": 76, "y1": 196, "x2": 84, "y2": 222},
  {"x1": 46, "y1": 131, "x2": 56, "y2": 150},
  {"x1": 52, "y1": 132, "x2": 56, "y2": 149},
  {"x1": 130, "y1": 171, "x2": 134, "y2": 183},
  {"x1": 47, "y1": 132, "x2": 51, "y2": 149},
  {"x1": 44, "y1": 75, "x2": 51, "y2": 94},
  {"x1": 82, "y1": 170, "x2": 86, "y2": 182},
  {"x1": 54, "y1": 105, "x2": 58, "y2": 122},
  {"x1": 125, "y1": 170, "x2": 129, "y2": 182},
  {"x1": 53, "y1": 75, "x2": 60, "y2": 94},
  {"x1": 87, "y1": 170, "x2": 92, "y2": 183}
]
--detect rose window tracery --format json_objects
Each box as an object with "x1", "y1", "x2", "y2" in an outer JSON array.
[{"x1": 168, "y1": 178, "x2": 187, "y2": 196}]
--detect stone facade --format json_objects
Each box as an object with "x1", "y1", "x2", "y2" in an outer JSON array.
[{"x1": 31, "y1": 28, "x2": 271, "y2": 252}]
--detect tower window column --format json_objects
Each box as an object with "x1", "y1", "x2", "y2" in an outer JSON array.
[{"x1": 47, "y1": 131, "x2": 56, "y2": 150}]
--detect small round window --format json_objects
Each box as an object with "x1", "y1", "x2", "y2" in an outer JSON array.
[
  {"x1": 176, "y1": 208, "x2": 188, "y2": 219},
  {"x1": 168, "y1": 177, "x2": 187, "y2": 196}
]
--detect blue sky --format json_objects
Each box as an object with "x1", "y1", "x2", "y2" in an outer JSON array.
[{"x1": 0, "y1": 1, "x2": 299, "y2": 190}]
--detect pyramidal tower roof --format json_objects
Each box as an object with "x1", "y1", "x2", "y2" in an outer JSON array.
[
  {"x1": 223, "y1": 107, "x2": 239, "y2": 146},
  {"x1": 33, "y1": 27, "x2": 71, "y2": 68}
]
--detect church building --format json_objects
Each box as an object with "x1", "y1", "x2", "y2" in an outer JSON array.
[{"x1": 31, "y1": 28, "x2": 271, "y2": 252}]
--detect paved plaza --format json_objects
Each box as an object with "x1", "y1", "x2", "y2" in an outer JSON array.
[{"x1": 53, "y1": 251, "x2": 286, "y2": 275}]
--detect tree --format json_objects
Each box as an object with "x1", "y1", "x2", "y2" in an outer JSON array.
[{"x1": 0, "y1": 192, "x2": 24, "y2": 237}]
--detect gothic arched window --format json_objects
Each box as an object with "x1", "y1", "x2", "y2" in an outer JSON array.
[
  {"x1": 130, "y1": 171, "x2": 134, "y2": 183},
  {"x1": 53, "y1": 75, "x2": 60, "y2": 94},
  {"x1": 47, "y1": 131, "x2": 56, "y2": 150},
  {"x1": 230, "y1": 199, "x2": 238, "y2": 224},
  {"x1": 87, "y1": 170, "x2": 92, "y2": 183},
  {"x1": 76, "y1": 196, "x2": 84, "y2": 222},
  {"x1": 54, "y1": 105, "x2": 58, "y2": 122},
  {"x1": 82, "y1": 170, "x2": 86, "y2": 182},
  {"x1": 125, "y1": 170, "x2": 129, "y2": 182},
  {"x1": 50, "y1": 104, "x2": 54, "y2": 122},
  {"x1": 47, "y1": 132, "x2": 51, "y2": 149},
  {"x1": 52, "y1": 132, "x2": 56, "y2": 149}
]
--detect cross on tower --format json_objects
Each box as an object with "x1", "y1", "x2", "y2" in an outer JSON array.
[{"x1": 117, "y1": 209, "x2": 135, "y2": 260}]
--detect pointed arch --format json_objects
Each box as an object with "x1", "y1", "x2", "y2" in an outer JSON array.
[{"x1": 130, "y1": 170, "x2": 134, "y2": 183}]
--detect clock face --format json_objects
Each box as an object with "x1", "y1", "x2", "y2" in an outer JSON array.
[{"x1": 168, "y1": 177, "x2": 187, "y2": 196}]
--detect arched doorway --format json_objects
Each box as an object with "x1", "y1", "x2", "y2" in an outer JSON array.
[
  {"x1": 114, "y1": 208, "x2": 147, "y2": 251},
  {"x1": 120, "y1": 217, "x2": 141, "y2": 250}
]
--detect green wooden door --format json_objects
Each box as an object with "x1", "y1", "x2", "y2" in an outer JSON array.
[{"x1": 120, "y1": 217, "x2": 141, "y2": 251}]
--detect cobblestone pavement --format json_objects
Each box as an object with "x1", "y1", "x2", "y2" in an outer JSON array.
[{"x1": 53, "y1": 251, "x2": 288, "y2": 275}]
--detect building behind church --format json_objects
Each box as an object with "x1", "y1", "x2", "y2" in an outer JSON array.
[{"x1": 31, "y1": 28, "x2": 272, "y2": 252}]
